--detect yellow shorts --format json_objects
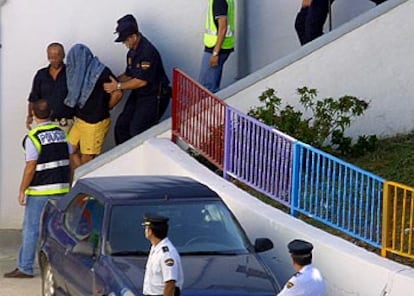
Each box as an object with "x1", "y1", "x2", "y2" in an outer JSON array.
[{"x1": 68, "y1": 117, "x2": 111, "y2": 155}]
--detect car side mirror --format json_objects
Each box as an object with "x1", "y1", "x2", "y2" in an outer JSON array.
[
  {"x1": 72, "y1": 240, "x2": 95, "y2": 257},
  {"x1": 254, "y1": 238, "x2": 274, "y2": 253}
]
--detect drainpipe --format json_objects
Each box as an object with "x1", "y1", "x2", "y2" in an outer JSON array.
[
  {"x1": 0, "y1": 0, "x2": 7, "y2": 226},
  {"x1": 236, "y1": 0, "x2": 249, "y2": 80}
]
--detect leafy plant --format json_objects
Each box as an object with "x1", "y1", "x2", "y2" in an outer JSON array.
[{"x1": 248, "y1": 87, "x2": 378, "y2": 157}]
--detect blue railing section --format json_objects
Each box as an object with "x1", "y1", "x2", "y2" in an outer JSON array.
[
  {"x1": 291, "y1": 142, "x2": 385, "y2": 248},
  {"x1": 224, "y1": 107, "x2": 296, "y2": 206},
  {"x1": 222, "y1": 107, "x2": 384, "y2": 247}
]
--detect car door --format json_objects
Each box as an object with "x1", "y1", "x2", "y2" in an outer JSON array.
[{"x1": 61, "y1": 194, "x2": 104, "y2": 295}]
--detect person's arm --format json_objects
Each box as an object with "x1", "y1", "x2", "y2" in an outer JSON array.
[
  {"x1": 108, "y1": 88, "x2": 124, "y2": 109},
  {"x1": 26, "y1": 102, "x2": 34, "y2": 130},
  {"x1": 210, "y1": 16, "x2": 228, "y2": 67},
  {"x1": 18, "y1": 160, "x2": 37, "y2": 205},
  {"x1": 163, "y1": 280, "x2": 177, "y2": 296},
  {"x1": 302, "y1": 0, "x2": 312, "y2": 7},
  {"x1": 104, "y1": 75, "x2": 147, "y2": 94}
]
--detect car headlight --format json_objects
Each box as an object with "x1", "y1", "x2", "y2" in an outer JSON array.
[{"x1": 121, "y1": 288, "x2": 136, "y2": 296}]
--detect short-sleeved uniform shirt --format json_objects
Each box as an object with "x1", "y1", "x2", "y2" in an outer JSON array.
[
  {"x1": 125, "y1": 35, "x2": 169, "y2": 97},
  {"x1": 204, "y1": 0, "x2": 234, "y2": 54},
  {"x1": 28, "y1": 65, "x2": 74, "y2": 120},
  {"x1": 143, "y1": 237, "x2": 184, "y2": 295},
  {"x1": 278, "y1": 264, "x2": 326, "y2": 296},
  {"x1": 74, "y1": 67, "x2": 115, "y2": 124}
]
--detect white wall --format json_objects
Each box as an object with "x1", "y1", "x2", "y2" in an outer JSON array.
[
  {"x1": 81, "y1": 136, "x2": 414, "y2": 296},
  {"x1": 0, "y1": 0, "x2": 392, "y2": 227},
  {"x1": 223, "y1": 0, "x2": 414, "y2": 140}
]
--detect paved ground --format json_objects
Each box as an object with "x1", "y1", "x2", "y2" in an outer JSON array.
[{"x1": 0, "y1": 229, "x2": 41, "y2": 296}]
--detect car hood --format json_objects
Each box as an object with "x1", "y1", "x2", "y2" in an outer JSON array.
[{"x1": 107, "y1": 254, "x2": 279, "y2": 295}]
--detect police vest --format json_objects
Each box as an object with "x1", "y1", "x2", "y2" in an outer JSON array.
[
  {"x1": 204, "y1": 0, "x2": 235, "y2": 49},
  {"x1": 25, "y1": 124, "x2": 70, "y2": 196}
]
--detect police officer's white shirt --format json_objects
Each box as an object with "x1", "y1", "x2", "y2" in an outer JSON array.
[
  {"x1": 278, "y1": 264, "x2": 326, "y2": 296},
  {"x1": 143, "y1": 237, "x2": 184, "y2": 295}
]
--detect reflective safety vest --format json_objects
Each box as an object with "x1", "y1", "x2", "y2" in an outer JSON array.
[
  {"x1": 25, "y1": 123, "x2": 70, "y2": 196},
  {"x1": 204, "y1": 0, "x2": 235, "y2": 49}
]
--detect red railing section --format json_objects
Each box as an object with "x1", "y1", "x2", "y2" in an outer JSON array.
[{"x1": 172, "y1": 68, "x2": 226, "y2": 169}]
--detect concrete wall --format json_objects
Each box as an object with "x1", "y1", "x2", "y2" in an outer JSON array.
[
  {"x1": 0, "y1": 0, "x2": 396, "y2": 227},
  {"x1": 80, "y1": 136, "x2": 414, "y2": 296},
  {"x1": 222, "y1": 0, "x2": 414, "y2": 140}
]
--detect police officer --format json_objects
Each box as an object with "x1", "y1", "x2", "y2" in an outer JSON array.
[
  {"x1": 104, "y1": 14, "x2": 170, "y2": 145},
  {"x1": 278, "y1": 239, "x2": 326, "y2": 296},
  {"x1": 4, "y1": 99, "x2": 72, "y2": 278},
  {"x1": 198, "y1": 0, "x2": 235, "y2": 93},
  {"x1": 142, "y1": 214, "x2": 184, "y2": 296}
]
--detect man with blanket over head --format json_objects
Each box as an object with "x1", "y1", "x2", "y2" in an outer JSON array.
[{"x1": 65, "y1": 44, "x2": 123, "y2": 167}]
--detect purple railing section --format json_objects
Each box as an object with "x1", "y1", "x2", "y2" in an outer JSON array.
[
  {"x1": 224, "y1": 107, "x2": 296, "y2": 206},
  {"x1": 172, "y1": 68, "x2": 226, "y2": 169}
]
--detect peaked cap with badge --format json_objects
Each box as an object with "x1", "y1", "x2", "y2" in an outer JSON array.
[
  {"x1": 114, "y1": 14, "x2": 139, "y2": 42},
  {"x1": 142, "y1": 213, "x2": 169, "y2": 228},
  {"x1": 287, "y1": 239, "x2": 313, "y2": 256}
]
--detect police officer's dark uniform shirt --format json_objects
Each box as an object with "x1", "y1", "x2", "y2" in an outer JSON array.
[
  {"x1": 143, "y1": 237, "x2": 184, "y2": 296},
  {"x1": 125, "y1": 35, "x2": 169, "y2": 98},
  {"x1": 74, "y1": 67, "x2": 115, "y2": 124},
  {"x1": 278, "y1": 264, "x2": 326, "y2": 296},
  {"x1": 28, "y1": 65, "x2": 74, "y2": 120}
]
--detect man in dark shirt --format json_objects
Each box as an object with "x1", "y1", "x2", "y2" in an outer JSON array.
[
  {"x1": 26, "y1": 43, "x2": 74, "y2": 133},
  {"x1": 104, "y1": 14, "x2": 170, "y2": 145},
  {"x1": 65, "y1": 44, "x2": 123, "y2": 167}
]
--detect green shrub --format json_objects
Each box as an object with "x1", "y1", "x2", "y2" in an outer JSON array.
[{"x1": 248, "y1": 87, "x2": 378, "y2": 157}]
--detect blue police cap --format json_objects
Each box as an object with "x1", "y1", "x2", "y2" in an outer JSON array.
[
  {"x1": 114, "y1": 14, "x2": 139, "y2": 42},
  {"x1": 142, "y1": 213, "x2": 169, "y2": 227},
  {"x1": 287, "y1": 239, "x2": 313, "y2": 255}
]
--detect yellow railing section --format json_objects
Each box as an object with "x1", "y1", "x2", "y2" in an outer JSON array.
[{"x1": 382, "y1": 181, "x2": 414, "y2": 260}]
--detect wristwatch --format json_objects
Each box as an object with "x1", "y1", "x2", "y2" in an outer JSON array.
[
  {"x1": 212, "y1": 51, "x2": 219, "y2": 57},
  {"x1": 116, "y1": 82, "x2": 122, "y2": 90}
]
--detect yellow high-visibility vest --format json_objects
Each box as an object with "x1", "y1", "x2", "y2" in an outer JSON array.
[{"x1": 204, "y1": 0, "x2": 235, "y2": 49}]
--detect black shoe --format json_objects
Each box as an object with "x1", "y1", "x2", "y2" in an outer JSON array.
[{"x1": 3, "y1": 268, "x2": 34, "y2": 278}]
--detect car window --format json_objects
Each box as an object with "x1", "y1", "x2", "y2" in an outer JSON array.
[
  {"x1": 106, "y1": 200, "x2": 250, "y2": 255},
  {"x1": 64, "y1": 194, "x2": 104, "y2": 248}
]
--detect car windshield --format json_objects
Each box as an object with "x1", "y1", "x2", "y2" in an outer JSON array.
[{"x1": 106, "y1": 200, "x2": 251, "y2": 256}]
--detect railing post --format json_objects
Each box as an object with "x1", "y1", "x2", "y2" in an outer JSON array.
[
  {"x1": 171, "y1": 68, "x2": 179, "y2": 142},
  {"x1": 223, "y1": 106, "x2": 231, "y2": 180},
  {"x1": 290, "y1": 142, "x2": 300, "y2": 216}
]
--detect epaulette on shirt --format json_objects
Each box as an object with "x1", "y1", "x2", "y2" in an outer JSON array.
[{"x1": 162, "y1": 246, "x2": 169, "y2": 253}]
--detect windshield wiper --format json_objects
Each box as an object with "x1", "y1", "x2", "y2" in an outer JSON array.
[{"x1": 111, "y1": 250, "x2": 148, "y2": 256}]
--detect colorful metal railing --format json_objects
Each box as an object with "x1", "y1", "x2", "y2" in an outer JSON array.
[
  {"x1": 171, "y1": 68, "x2": 414, "y2": 261},
  {"x1": 172, "y1": 68, "x2": 226, "y2": 169},
  {"x1": 291, "y1": 142, "x2": 385, "y2": 248},
  {"x1": 224, "y1": 107, "x2": 296, "y2": 206},
  {"x1": 382, "y1": 181, "x2": 414, "y2": 259}
]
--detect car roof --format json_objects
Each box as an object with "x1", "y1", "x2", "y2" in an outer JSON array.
[{"x1": 70, "y1": 175, "x2": 220, "y2": 202}]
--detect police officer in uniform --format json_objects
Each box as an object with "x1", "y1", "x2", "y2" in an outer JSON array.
[
  {"x1": 4, "y1": 99, "x2": 72, "y2": 278},
  {"x1": 104, "y1": 14, "x2": 170, "y2": 145},
  {"x1": 142, "y1": 214, "x2": 184, "y2": 296},
  {"x1": 278, "y1": 239, "x2": 326, "y2": 296}
]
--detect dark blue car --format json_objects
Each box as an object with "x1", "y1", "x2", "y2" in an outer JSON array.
[{"x1": 39, "y1": 175, "x2": 281, "y2": 295}]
